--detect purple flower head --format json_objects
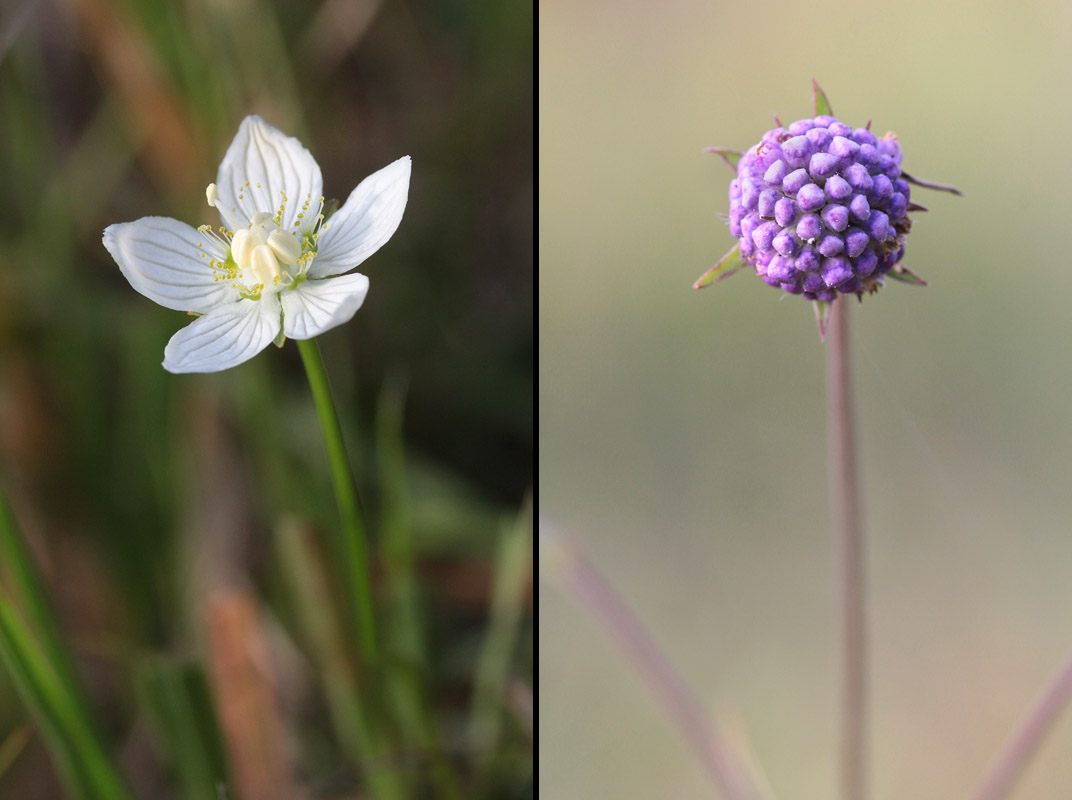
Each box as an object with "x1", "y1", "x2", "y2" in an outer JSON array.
[
  {"x1": 695, "y1": 81, "x2": 959, "y2": 338},
  {"x1": 723, "y1": 119, "x2": 912, "y2": 301}
]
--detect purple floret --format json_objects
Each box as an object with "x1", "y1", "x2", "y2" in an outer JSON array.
[
  {"x1": 805, "y1": 127, "x2": 833, "y2": 150},
  {"x1": 867, "y1": 210, "x2": 890, "y2": 242},
  {"x1": 782, "y1": 168, "x2": 810, "y2": 194},
  {"x1": 782, "y1": 136, "x2": 814, "y2": 169},
  {"x1": 821, "y1": 256, "x2": 853, "y2": 287},
  {"x1": 853, "y1": 248, "x2": 878, "y2": 276},
  {"x1": 768, "y1": 255, "x2": 795, "y2": 282},
  {"x1": 802, "y1": 271, "x2": 825, "y2": 293},
  {"x1": 825, "y1": 175, "x2": 852, "y2": 201},
  {"x1": 843, "y1": 163, "x2": 873, "y2": 193},
  {"x1": 773, "y1": 229, "x2": 799, "y2": 257},
  {"x1": 797, "y1": 183, "x2": 826, "y2": 212},
  {"x1": 752, "y1": 221, "x2": 778, "y2": 251},
  {"x1": 888, "y1": 192, "x2": 907, "y2": 220},
  {"x1": 849, "y1": 194, "x2": 870, "y2": 222},
  {"x1": 857, "y1": 143, "x2": 880, "y2": 168},
  {"x1": 774, "y1": 198, "x2": 799, "y2": 227},
  {"x1": 741, "y1": 212, "x2": 761, "y2": 241},
  {"x1": 764, "y1": 159, "x2": 789, "y2": 186},
  {"x1": 796, "y1": 213, "x2": 822, "y2": 241},
  {"x1": 741, "y1": 178, "x2": 760, "y2": 210},
  {"x1": 851, "y1": 128, "x2": 877, "y2": 147},
  {"x1": 817, "y1": 234, "x2": 845, "y2": 257},
  {"x1": 821, "y1": 204, "x2": 849, "y2": 232},
  {"x1": 828, "y1": 136, "x2": 860, "y2": 160},
  {"x1": 809, "y1": 152, "x2": 841, "y2": 180},
  {"x1": 759, "y1": 189, "x2": 779, "y2": 218},
  {"x1": 870, "y1": 174, "x2": 894, "y2": 205},
  {"x1": 845, "y1": 228, "x2": 870, "y2": 258},
  {"x1": 795, "y1": 247, "x2": 819, "y2": 273}
]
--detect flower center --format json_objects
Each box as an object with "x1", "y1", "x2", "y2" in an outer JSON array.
[{"x1": 199, "y1": 183, "x2": 324, "y2": 299}]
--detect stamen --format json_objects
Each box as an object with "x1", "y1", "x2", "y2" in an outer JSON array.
[
  {"x1": 197, "y1": 224, "x2": 230, "y2": 254},
  {"x1": 268, "y1": 229, "x2": 301, "y2": 265},
  {"x1": 231, "y1": 228, "x2": 253, "y2": 269},
  {"x1": 251, "y1": 244, "x2": 281, "y2": 286},
  {"x1": 200, "y1": 181, "x2": 326, "y2": 297},
  {"x1": 205, "y1": 182, "x2": 246, "y2": 232}
]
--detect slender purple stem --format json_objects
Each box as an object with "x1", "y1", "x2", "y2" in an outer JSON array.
[
  {"x1": 969, "y1": 647, "x2": 1072, "y2": 800},
  {"x1": 826, "y1": 299, "x2": 867, "y2": 800},
  {"x1": 541, "y1": 524, "x2": 767, "y2": 800}
]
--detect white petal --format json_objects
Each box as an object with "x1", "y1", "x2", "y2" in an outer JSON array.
[
  {"x1": 104, "y1": 218, "x2": 237, "y2": 312},
  {"x1": 215, "y1": 116, "x2": 323, "y2": 231},
  {"x1": 280, "y1": 274, "x2": 370, "y2": 340},
  {"x1": 162, "y1": 297, "x2": 281, "y2": 373},
  {"x1": 309, "y1": 156, "x2": 410, "y2": 278}
]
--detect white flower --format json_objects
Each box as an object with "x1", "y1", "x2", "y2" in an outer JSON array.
[{"x1": 104, "y1": 115, "x2": 411, "y2": 373}]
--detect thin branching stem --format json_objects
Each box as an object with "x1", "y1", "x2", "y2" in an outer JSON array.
[
  {"x1": 969, "y1": 647, "x2": 1072, "y2": 800},
  {"x1": 541, "y1": 524, "x2": 769, "y2": 800},
  {"x1": 826, "y1": 299, "x2": 867, "y2": 800}
]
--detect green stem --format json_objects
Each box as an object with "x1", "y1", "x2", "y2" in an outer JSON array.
[{"x1": 296, "y1": 337, "x2": 379, "y2": 662}]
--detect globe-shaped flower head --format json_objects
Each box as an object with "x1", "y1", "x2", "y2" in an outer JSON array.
[{"x1": 696, "y1": 81, "x2": 959, "y2": 337}]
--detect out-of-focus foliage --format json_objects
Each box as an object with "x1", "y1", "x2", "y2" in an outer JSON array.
[{"x1": 0, "y1": 0, "x2": 532, "y2": 797}]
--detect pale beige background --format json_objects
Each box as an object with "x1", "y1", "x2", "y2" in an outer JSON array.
[{"x1": 540, "y1": 0, "x2": 1072, "y2": 797}]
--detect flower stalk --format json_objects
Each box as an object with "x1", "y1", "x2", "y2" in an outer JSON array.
[
  {"x1": 825, "y1": 299, "x2": 867, "y2": 800},
  {"x1": 297, "y1": 337, "x2": 379, "y2": 662}
]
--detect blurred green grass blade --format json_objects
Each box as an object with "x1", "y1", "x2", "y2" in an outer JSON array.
[
  {"x1": 0, "y1": 724, "x2": 31, "y2": 780},
  {"x1": 138, "y1": 658, "x2": 230, "y2": 800},
  {"x1": 376, "y1": 371, "x2": 424, "y2": 667},
  {"x1": 467, "y1": 497, "x2": 533, "y2": 777},
  {"x1": 0, "y1": 492, "x2": 133, "y2": 797},
  {"x1": 275, "y1": 519, "x2": 406, "y2": 800},
  {"x1": 375, "y1": 373, "x2": 464, "y2": 800},
  {"x1": 0, "y1": 494, "x2": 85, "y2": 705},
  {"x1": 0, "y1": 591, "x2": 133, "y2": 800}
]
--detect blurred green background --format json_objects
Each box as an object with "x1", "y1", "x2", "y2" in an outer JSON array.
[
  {"x1": 541, "y1": 1, "x2": 1072, "y2": 798},
  {"x1": 0, "y1": 0, "x2": 531, "y2": 797}
]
